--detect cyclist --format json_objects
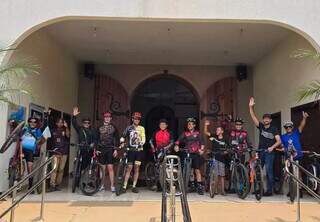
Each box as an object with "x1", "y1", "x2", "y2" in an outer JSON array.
[
  {"x1": 281, "y1": 111, "x2": 309, "y2": 198},
  {"x1": 48, "y1": 116, "x2": 70, "y2": 192},
  {"x1": 249, "y1": 97, "x2": 281, "y2": 196},
  {"x1": 20, "y1": 116, "x2": 45, "y2": 190},
  {"x1": 97, "y1": 111, "x2": 119, "y2": 193},
  {"x1": 72, "y1": 107, "x2": 96, "y2": 170},
  {"x1": 174, "y1": 117, "x2": 205, "y2": 195},
  {"x1": 120, "y1": 112, "x2": 146, "y2": 193},
  {"x1": 204, "y1": 120, "x2": 229, "y2": 195},
  {"x1": 230, "y1": 117, "x2": 250, "y2": 164},
  {"x1": 281, "y1": 111, "x2": 309, "y2": 161},
  {"x1": 149, "y1": 118, "x2": 174, "y2": 190}
]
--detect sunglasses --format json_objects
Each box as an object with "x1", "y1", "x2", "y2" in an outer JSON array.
[
  {"x1": 235, "y1": 123, "x2": 243, "y2": 126},
  {"x1": 83, "y1": 121, "x2": 91, "y2": 124},
  {"x1": 284, "y1": 126, "x2": 293, "y2": 129},
  {"x1": 29, "y1": 120, "x2": 37, "y2": 124}
]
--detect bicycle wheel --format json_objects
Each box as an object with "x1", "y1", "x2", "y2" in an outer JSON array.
[
  {"x1": 115, "y1": 160, "x2": 126, "y2": 196},
  {"x1": 80, "y1": 162, "x2": 102, "y2": 196},
  {"x1": 72, "y1": 158, "x2": 81, "y2": 193},
  {"x1": 288, "y1": 164, "x2": 296, "y2": 203},
  {"x1": 235, "y1": 164, "x2": 250, "y2": 199},
  {"x1": 183, "y1": 159, "x2": 192, "y2": 193},
  {"x1": 8, "y1": 164, "x2": 17, "y2": 188},
  {"x1": 0, "y1": 121, "x2": 25, "y2": 153},
  {"x1": 306, "y1": 164, "x2": 317, "y2": 191},
  {"x1": 254, "y1": 165, "x2": 263, "y2": 201},
  {"x1": 145, "y1": 162, "x2": 156, "y2": 190},
  {"x1": 209, "y1": 167, "x2": 217, "y2": 198}
]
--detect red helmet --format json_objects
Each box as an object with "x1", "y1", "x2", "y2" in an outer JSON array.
[
  {"x1": 103, "y1": 111, "x2": 112, "y2": 118},
  {"x1": 132, "y1": 112, "x2": 142, "y2": 119}
]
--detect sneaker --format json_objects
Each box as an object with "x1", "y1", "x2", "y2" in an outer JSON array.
[
  {"x1": 99, "y1": 185, "x2": 105, "y2": 192},
  {"x1": 197, "y1": 186, "x2": 204, "y2": 195},
  {"x1": 132, "y1": 187, "x2": 139, "y2": 193},
  {"x1": 120, "y1": 187, "x2": 127, "y2": 194},
  {"x1": 111, "y1": 186, "x2": 116, "y2": 193},
  {"x1": 151, "y1": 185, "x2": 157, "y2": 191},
  {"x1": 47, "y1": 186, "x2": 56, "y2": 193}
]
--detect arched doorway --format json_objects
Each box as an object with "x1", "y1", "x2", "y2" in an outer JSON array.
[{"x1": 131, "y1": 75, "x2": 200, "y2": 142}]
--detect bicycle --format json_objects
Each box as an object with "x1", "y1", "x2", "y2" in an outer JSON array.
[
  {"x1": 228, "y1": 146, "x2": 250, "y2": 199},
  {"x1": 247, "y1": 148, "x2": 265, "y2": 201},
  {"x1": 204, "y1": 151, "x2": 221, "y2": 198},
  {"x1": 304, "y1": 151, "x2": 320, "y2": 193},
  {"x1": 71, "y1": 143, "x2": 92, "y2": 193},
  {"x1": 115, "y1": 145, "x2": 133, "y2": 196},
  {"x1": 79, "y1": 146, "x2": 102, "y2": 196},
  {"x1": 145, "y1": 148, "x2": 168, "y2": 191},
  {"x1": 285, "y1": 143, "x2": 298, "y2": 203},
  {"x1": 181, "y1": 149, "x2": 193, "y2": 193},
  {"x1": 1, "y1": 121, "x2": 25, "y2": 154},
  {"x1": 8, "y1": 140, "x2": 25, "y2": 188}
]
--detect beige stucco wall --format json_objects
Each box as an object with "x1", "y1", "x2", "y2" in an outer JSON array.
[
  {"x1": 253, "y1": 33, "x2": 319, "y2": 140},
  {"x1": 0, "y1": 29, "x2": 79, "y2": 191}
]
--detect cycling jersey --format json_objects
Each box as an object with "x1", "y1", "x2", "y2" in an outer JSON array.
[
  {"x1": 175, "y1": 130, "x2": 204, "y2": 153},
  {"x1": 230, "y1": 130, "x2": 250, "y2": 152},
  {"x1": 149, "y1": 129, "x2": 174, "y2": 151},
  {"x1": 72, "y1": 116, "x2": 96, "y2": 146},
  {"x1": 122, "y1": 125, "x2": 146, "y2": 150},
  {"x1": 97, "y1": 123, "x2": 119, "y2": 150}
]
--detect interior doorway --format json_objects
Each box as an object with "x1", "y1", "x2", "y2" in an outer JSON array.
[{"x1": 131, "y1": 74, "x2": 200, "y2": 149}]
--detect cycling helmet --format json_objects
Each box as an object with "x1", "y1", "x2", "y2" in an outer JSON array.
[
  {"x1": 28, "y1": 117, "x2": 39, "y2": 123},
  {"x1": 186, "y1": 117, "x2": 196, "y2": 123},
  {"x1": 283, "y1": 121, "x2": 294, "y2": 128},
  {"x1": 234, "y1": 117, "x2": 244, "y2": 124},
  {"x1": 132, "y1": 112, "x2": 142, "y2": 119},
  {"x1": 103, "y1": 111, "x2": 112, "y2": 118},
  {"x1": 82, "y1": 117, "x2": 91, "y2": 122},
  {"x1": 159, "y1": 118, "x2": 168, "y2": 124}
]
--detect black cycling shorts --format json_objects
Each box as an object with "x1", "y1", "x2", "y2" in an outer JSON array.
[
  {"x1": 180, "y1": 152, "x2": 204, "y2": 170},
  {"x1": 127, "y1": 150, "x2": 144, "y2": 165},
  {"x1": 23, "y1": 149, "x2": 34, "y2": 163},
  {"x1": 80, "y1": 149, "x2": 93, "y2": 170},
  {"x1": 98, "y1": 149, "x2": 114, "y2": 165}
]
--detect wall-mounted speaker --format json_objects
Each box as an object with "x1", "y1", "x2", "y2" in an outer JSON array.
[
  {"x1": 84, "y1": 63, "x2": 95, "y2": 79},
  {"x1": 236, "y1": 65, "x2": 247, "y2": 81}
]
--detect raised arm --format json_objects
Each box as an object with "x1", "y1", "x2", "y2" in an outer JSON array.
[
  {"x1": 71, "y1": 107, "x2": 81, "y2": 133},
  {"x1": 298, "y1": 111, "x2": 309, "y2": 133},
  {"x1": 249, "y1": 97, "x2": 260, "y2": 127}
]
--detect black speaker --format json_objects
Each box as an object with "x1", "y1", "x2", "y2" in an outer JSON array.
[
  {"x1": 84, "y1": 63, "x2": 95, "y2": 79},
  {"x1": 236, "y1": 65, "x2": 247, "y2": 81}
]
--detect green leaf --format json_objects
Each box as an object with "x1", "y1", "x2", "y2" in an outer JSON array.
[{"x1": 297, "y1": 80, "x2": 320, "y2": 102}]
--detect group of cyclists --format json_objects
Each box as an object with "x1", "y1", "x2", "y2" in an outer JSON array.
[{"x1": 15, "y1": 96, "x2": 314, "y2": 198}]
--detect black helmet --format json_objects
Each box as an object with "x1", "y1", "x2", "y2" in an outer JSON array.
[
  {"x1": 234, "y1": 117, "x2": 244, "y2": 124},
  {"x1": 82, "y1": 117, "x2": 91, "y2": 122},
  {"x1": 159, "y1": 118, "x2": 168, "y2": 124},
  {"x1": 186, "y1": 117, "x2": 196, "y2": 123}
]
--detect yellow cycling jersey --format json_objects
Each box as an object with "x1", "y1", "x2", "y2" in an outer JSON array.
[{"x1": 122, "y1": 125, "x2": 146, "y2": 150}]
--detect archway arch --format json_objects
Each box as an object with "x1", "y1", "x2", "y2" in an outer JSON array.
[{"x1": 131, "y1": 73, "x2": 200, "y2": 137}]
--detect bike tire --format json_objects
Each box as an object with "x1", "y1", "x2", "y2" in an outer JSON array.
[
  {"x1": 288, "y1": 164, "x2": 296, "y2": 203},
  {"x1": 72, "y1": 158, "x2": 81, "y2": 193},
  {"x1": 0, "y1": 121, "x2": 25, "y2": 154},
  {"x1": 235, "y1": 164, "x2": 250, "y2": 199},
  {"x1": 183, "y1": 159, "x2": 192, "y2": 193},
  {"x1": 8, "y1": 165, "x2": 16, "y2": 188},
  {"x1": 254, "y1": 165, "x2": 263, "y2": 201},
  {"x1": 145, "y1": 162, "x2": 156, "y2": 190},
  {"x1": 209, "y1": 168, "x2": 217, "y2": 198},
  {"x1": 80, "y1": 163, "x2": 102, "y2": 196},
  {"x1": 115, "y1": 160, "x2": 126, "y2": 196},
  {"x1": 306, "y1": 164, "x2": 317, "y2": 191}
]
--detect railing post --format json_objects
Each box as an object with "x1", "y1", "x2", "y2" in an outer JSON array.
[
  {"x1": 295, "y1": 161, "x2": 301, "y2": 222},
  {"x1": 10, "y1": 181, "x2": 17, "y2": 222},
  {"x1": 39, "y1": 154, "x2": 47, "y2": 221}
]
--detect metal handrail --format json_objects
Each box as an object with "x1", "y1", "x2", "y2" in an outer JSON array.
[
  {"x1": 0, "y1": 155, "x2": 56, "y2": 221},
  {"x1": 285, "y1": 160, "x2": 320, "y2": 201}
]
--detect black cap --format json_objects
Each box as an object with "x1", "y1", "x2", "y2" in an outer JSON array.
[
  {"x1": 262, "y1": 113, "x2": 272, "y2": 119},
  {"x1": 159, "y1": 118, "x2": 168, "y2": 124}
]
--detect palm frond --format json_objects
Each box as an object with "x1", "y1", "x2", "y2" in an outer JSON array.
[
  {"x1": 291, "y1": 49, "x2": 320, "y2": 64},
  {"x1": 0, "y1": 61, "x2": 40, "y2": 77},
  {"x1": 297, "y1": 80, "x2": 320, "y2": 102}
]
